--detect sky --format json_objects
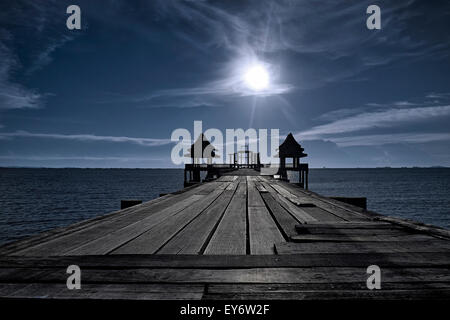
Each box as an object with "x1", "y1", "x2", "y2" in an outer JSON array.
[{"x1": 1, "y1": 0, "x2": 450, "y2": 168}]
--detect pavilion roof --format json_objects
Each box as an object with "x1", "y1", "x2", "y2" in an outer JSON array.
[
  {"x1": 186, "y1": 133, "x2": 217, "y2": 158},
  {"x1": 277, "y1": 133, "x2": 307, "y2": 158}
]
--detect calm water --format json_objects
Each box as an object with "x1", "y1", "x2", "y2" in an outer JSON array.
[{"x1": 0, "y1": 168, "x2": 449, "y2": 245}]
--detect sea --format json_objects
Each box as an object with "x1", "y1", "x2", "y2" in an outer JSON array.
[{"x1": 0, "y1": 168, "x2": 449, "y2": 245}]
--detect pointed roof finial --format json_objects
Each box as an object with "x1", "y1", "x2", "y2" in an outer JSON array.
[
  {"x1": 278, "y1": 133, "x2": 307, "y2": 158},
  {"x1": 187, "y1": 133, "x2": 217, "y2": 159}
]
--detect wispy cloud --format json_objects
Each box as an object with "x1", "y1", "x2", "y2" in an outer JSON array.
[
  {"x1": 152, "y1": 0, "x2": 448, "y2": 90},
  {"x1": 299, "y1": 105, "x2": 450, "y2": 139},
  {"x1": 0, "y1": 131, "x2": 172, "y2": 147},
  {"x1": 96, "y1": 0, "x2": 450, "y2": 110},
  {"x1": 394, "y1": 101, "x2": 417, "y2": 107},
  {"x1": 331, "y1": 133, "x2": 450, "y2": 147},
  {"x1": 135, "y1": 77, "x2": 293, "y2": 103},
  {"x1": 0, "y1": 36, "x2": 43, "y2": 110},
  {"x1": 26, "y1": 35, "x2": 75, "y2": 75},
  {"x1": 0, "y1": 155, "x2": 165, "y2": 161},
  {"x1": 0, "y1": 1, "x2": 76, "y2": 110},
  {"x1": 426, "y1": 92, "x2": 450, "y2": 100},
  {"x1": 299, "y1": 93, "x2": 450, "y2": 148}
]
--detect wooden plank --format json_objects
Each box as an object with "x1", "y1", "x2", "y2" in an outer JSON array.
[
  {"x1": 12, "y1": 181, "x2": 222, "y2": 256},
  {"x1": 260, "y1": 192, "x2": 299, "y2": 238},
  {"x1": 225, "y1": 181, "x2": 238, "y2": 191},
  {"x1": 270, "y1": 183, "x2": 302, "y2": 201},
  {"x1": 0, "y1": 192, "x2": 180, "y2": 255},
  {"x1": 278, "y1": 181, "x2": 370, "y2": 221},
  {"x1": 203, "y1": 289, "x2": 450, "y2": 300},
  {"x1": 267, "y1": 182, "x2": 344, "y2": 222},
  {"x1": 295, "y1": 229, "x2": 411, "y2": 236},
  {"x1": 2, "y1": 267, "x2": 450, "y2": 284},
  {"x1": 248, "y1": 207, "x2": 284, "y2": 254},
  {"x1": 1, "y1": 252, "x2": 449, "y2": 268},
  {"x1": 107, "y1": 188, "x2": 227, "y2": 255},
  {"x1": 0, "y1": 283, "x2": 204, "y2": 300},
  {"x1": 271, "y1": 182, "x2": 324, "y2": 208},
  {"x1": 247, "y1": 178, "x2": 265, "y2": 207},
  {"x1": 2, "y1": 179, "x2": 226, "y2": 256},
  {"x1": 246, "y1": 177, "x2": 284, "y2": 254},
  {"x1": 157, "y1": 185, "x2": 238, "y2": 254},
  {"x1": 207, "y1": 282, "x2": 450, "y2": 293},
  {"x1": 275, "y1": 194, "x2": 318, "y2": 223},
  {"x1": 204, "y1": 180, "x2": 247, "y2": 254},
  {"x1": 296, "y1": 187, "x2": 369, "y2": 214},
  {"x1": 4, "y1": 282, "x2": 450, "y2": 300},
  {"x1": 275, "y1": 240, "x2": 450, "y2": 254},
  {"x1": 300, "y1": 222, "x2": 394, "y2": 228},
  {"x1": 299, "y1": 206, "x2": 345, "y2": 222},
  {"x1": 261, "y1": 181, "x2": 317, "y2": 223},
  {"x1": 269, "y1": 182, "x2": 343, "y2": 223},
  {"x1": 295, "y1": 225, "x2": 412, "y2": 236},
  {"x1": 216, "y1": 176, "x2": 237, "y2": 182},
  {"x1": 193, "y1": 182, "x2": 227, "y2": 194},
  {"x1": 269, "y1": 178, "x2": 369, "y2": 221},
  {"x1": 57, "y1": 194, "x2": 205, "y2": 256},
  {"x1": 263, "y1": 183, "x2": 334, "y2": 224},
  {"x1": 377, "y1": 216, "x2": 450, "y2": 240},
  {"x1": 290, "y1": 233, "x2": 438, "y2": 242},
  {"x1": 256, "y1": 184, "x2": 268, "y2": 193},
  {"x1": 0, "y1": 283, "x2": 26, "y2": 296}
]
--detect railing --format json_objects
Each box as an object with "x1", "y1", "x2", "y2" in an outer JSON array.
[
  {"x1": 260, "y1": 163, "x2": 308, "y2": 170},
  {"x1": 183, "y1": 162, "x2": 309, "y2": 189},
  {"x1": 185, "y1": 164, "x2": 233, "y2": 170}
]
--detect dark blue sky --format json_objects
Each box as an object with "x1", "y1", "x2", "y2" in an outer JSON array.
[{"x1": 1, "y1": 0, "x2": 450, "y2": 168}]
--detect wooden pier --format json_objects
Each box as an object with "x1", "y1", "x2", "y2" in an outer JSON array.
[{"x1": 0, "y1": 172, "x2": 449, "y2": 300}]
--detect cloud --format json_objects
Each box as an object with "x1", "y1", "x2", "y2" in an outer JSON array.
[
  {"x1": 0, "y1": 1, "x2": 76, "y2": 110},
  {"x1": 330, "y1": 133, "x2": 450, "y2": 147},
  {"x1": 151, "y1": 0, "x2": 449, "y2": 90},
  {"x1": 0, "y1": 131, "x2": 172, "y2": 147},
  {"x1": 26, "y1": 35, "x2": 75, "y2": 75},
  {"x1": 136, "y1": 78, "x2": 293, "y2": 102},
  {"x1": 120, "y1": 55, "x2": 293, "y2": 107},
  {"x1": 394, "y1": 101, "x2": 417, "y2": 107},
  {"x1": 299, "y1": 105, "x2": 450, "y2": 139},
  {"x1": 141, "y1": 99, "x2": 221, "y2": 109},
  {"x1": 79, "y1": 0, "x2": 450, "y2": 107},
  {"x1": 316, "y1": 107, "x2": 370, "y2": 122},
  {"x1": 426, "y1": 92, "x2": 450, "y2": 100},
  {"x1": 0, "y1": 155, "x2": 165, "y2": 161},
  {"x1": 0, "y1": 38, "x2": 43, "y2": 109}
]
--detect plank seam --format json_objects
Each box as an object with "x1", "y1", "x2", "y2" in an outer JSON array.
[
  {"x1": 260, "y1": 191, "x2": 291, "y2": 243},
  {"x1": 152, "y1": 185, "x2": 230, "y2": 254},
  {"x1": 198, "y1": 182, "x2": 239, "y2": 255}
]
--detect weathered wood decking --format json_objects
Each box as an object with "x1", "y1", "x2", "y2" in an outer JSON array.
[{"x1": 0, "y1": 172, "x2": 449, "y2": 300}]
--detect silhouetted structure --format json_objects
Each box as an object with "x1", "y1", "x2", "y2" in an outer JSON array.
[
  {"x1": 187, "y1": 133, "x2": 217, "y2": 164},
  {"x1": 184, "y1": 134, "x2": 215, "y2": 186},
  {"x1": 184, "y1": 134, "x2": 233, "y2": 187},
  {"x1": 184, "y1": 133, "x2": 308, "y2": 189},
  {"x1": 277, "y1": 133, "x2": 309, "y2": 188},
  {"x1": 228, "y1": 144, "x2": 261, "y2": 169}
]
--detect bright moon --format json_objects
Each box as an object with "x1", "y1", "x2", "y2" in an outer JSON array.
[{"x1": 244, "y1": 65, "x2": 269, "y2": 91}]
